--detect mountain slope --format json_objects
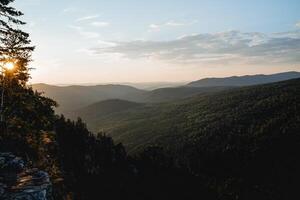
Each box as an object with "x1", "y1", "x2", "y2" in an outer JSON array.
[
  {"x1": 136, "y1": 86, "x2": 232, "y2": 103},
  {"x1": 33, "y1": 84, "x2": 231, "y2": 114},
  {"x1": 187, "y1": 71, "x2": 300, "y2": 87},
  {"x1": 33, "y1": 84, "x2": 146, "y2": 113},
  {"x1": 33, "y1": 71, "x2": 300, "y2": 116},
  {"x1": 86, "y1": 78, "x2": 300, "y2": 154},
  {"x1": 72, "y1": 99, "x2": 143, "y2": 124}
]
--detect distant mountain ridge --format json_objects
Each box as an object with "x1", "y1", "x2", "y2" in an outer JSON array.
[
  {"x1": 33, "y1": 84, "x2": 146, "y2": 114},
  {"x1": 187, "y1": 71, "x2": 300, "y2": 87},
  {"x1": 33, "y1": 84, "x2": 231, "y2": 114},
  {"x1": 33, "y1": 71, "x2": 300, "y2": 115}
]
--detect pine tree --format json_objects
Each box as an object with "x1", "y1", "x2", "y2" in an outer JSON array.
[
  {"x1": 0, "y1": 0, "x2": 56, "y2": 153},
  {"x1": 0, "y1": 0, "x2": 34, "y2": 85}
]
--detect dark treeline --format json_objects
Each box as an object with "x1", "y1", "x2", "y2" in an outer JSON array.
[
  {"x1": 2, "y1": 105, "x2": 299, "y2": 199},
  {"x1": 49, "y1": 116, "x2": 216, "y2": 199}
]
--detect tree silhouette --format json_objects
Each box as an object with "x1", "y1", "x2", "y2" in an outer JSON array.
[
  {"x1": 0, "y1": 0, "x2": 34, "y2": 85},
  {"x1": 0, "y1": 0, "x2": 56, "y2": 155}
]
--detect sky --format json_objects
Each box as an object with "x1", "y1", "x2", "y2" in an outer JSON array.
[{"x1": 12, "y1": 0, "x2": 300, "y2": 84}]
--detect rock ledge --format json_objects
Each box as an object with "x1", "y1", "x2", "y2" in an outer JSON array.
[{"x1": 0, "y1": 152, "x2": 52, "y2": 200}]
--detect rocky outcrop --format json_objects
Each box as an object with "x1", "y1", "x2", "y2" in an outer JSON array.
[{"x1": 0, "y1": 153, "x2": 52, "y2": 200}]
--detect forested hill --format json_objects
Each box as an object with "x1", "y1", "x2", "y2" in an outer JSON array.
[
  {"x1": 32, "y1": 84, "x2": 146, "y2": 113},
  {"x1": 33, "y1": 83, "x2": 231, "y2": 115},
  {"x1": 72, "y1": 99, "x2": 143, "y2": 123},
  {"x1": 187, "y1": 71, "x2": 300, "y2": 87},
  {"x1": 85, "y1": 78, "x2": 300, "y2": 154},
  {"x1": 33, "y1": 72, "x2": 300, "y2": 115},
  {"x1": 73, "y1": 78, "x2": 300, "y2": 199}
]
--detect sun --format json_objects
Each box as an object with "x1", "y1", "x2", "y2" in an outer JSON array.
[{"x1": 4, "y1": 62, "x2": 15, "y2": 70}]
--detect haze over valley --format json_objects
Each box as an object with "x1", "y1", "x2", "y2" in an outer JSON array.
[{"x1": 33, "y1": 71, "x2": 300, "y2": 116}]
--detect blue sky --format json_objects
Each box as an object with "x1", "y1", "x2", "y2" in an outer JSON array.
[{"x1": 13, "y1": 0, "x2": 300, "y2": 84}]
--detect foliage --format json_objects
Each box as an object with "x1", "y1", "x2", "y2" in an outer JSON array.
[
  {"x1": 53, "y1": 116, "x2": 215, "y2": 200},
  {"x1": 0, "y1": 0, "x2": 56, "y2": 160},
  {"x1": 0, "y1": 0, "x2": 34, "y2": 85},
  {"x1": 85, "y1": 78, "x2": 300, "y2": 199}
]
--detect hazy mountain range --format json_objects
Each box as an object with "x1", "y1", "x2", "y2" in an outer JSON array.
[
  {"x1": 76, "y1": 77, "x2": 300, "y2": 153},
  {"x1": 33, "y1": 71, "x2": 300, "y2": 115}
]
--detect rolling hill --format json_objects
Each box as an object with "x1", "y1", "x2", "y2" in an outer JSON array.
[
  {"x1": 33, "y1": 71, "x2": 300, "y2": 116},
  {"x1": 187, "y1": 71, "x2": 300, "y2": 87},
  {"x1": 79, "y1": 78, "x2": 300, "y2": 155},
  {"x1": 134, "y1": 86, "x2": 232, "y2": 103},
  {"x1": 72, "y1": 99, "x2": 143, "y2": 123},
  {"x1": 32, "y1": 84, "x2": 146, "y2": 113},
  {"x1": 33, "y1": 84, "x2": 231, "y2": 114}
]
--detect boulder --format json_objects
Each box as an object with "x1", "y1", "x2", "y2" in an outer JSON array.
[{"x1": 0, "y1": 153, "x2": 52, "y2": 200}]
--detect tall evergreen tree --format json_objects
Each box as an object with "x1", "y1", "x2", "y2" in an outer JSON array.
[
  {"x1": 0, "y1": 0, "x2": 56, "y2": 154},
  {"x1": 0, "y1": 0, "x2": 34, "y2": 85}
]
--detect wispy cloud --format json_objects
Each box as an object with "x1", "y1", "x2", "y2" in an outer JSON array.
[
  {"x1": 69, "y1": 25, "x2": 100, "y2": 39},
  {"x1": 165, "y1": 22, "x2": 185, "y2": 26},
  {"x1": 149, "y1": 24, "x2": 161, "y2": 31},
  {"x1": 97, "y1": 40, "x2": 116, "y2": 48},
  {"x1": 76, "y1": 15, "x2": 100, "y2": 22},
  {"x1": 148, "y1": 20, "x2": 198, "y2": 31},
  {"x1": 296, "y1": 21, "x2": 300, "y2": 28},
  {"x1": 90, "y1": 21, "x2": 110, "y2": 27},
  {"x1": 63, "y1": 7, "x2": 79, "y2": 13},
  {"x1": 91, "y1": 30, "x2": 300, "y2": 66}
]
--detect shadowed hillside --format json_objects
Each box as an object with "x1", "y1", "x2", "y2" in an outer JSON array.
[
  {"x1": 33, "y1": 84, "x2": 231, "y2": 115},
  {"x1": 61, "y1": 78, "x2": 300, "y2": 199},
  {"x1": 135, "y1": 86, "x2": 232, "y2": 103},
  {"x1": 83, "y1": 78, "x2": 300, "y2": 154},
  {"x1": 33, "y1": 72, "x2": 300, "y2": 116},
  {"x1": 72, "y1": 99, "x2": 143, "y2": 123},
  {"x1": 32, "y1": 84, "x2": 146, "y2": 113}
]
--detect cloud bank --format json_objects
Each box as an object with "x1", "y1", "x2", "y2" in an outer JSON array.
[{"x1": 92, "y1": 30, "x2": 300, "y2": 66}]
